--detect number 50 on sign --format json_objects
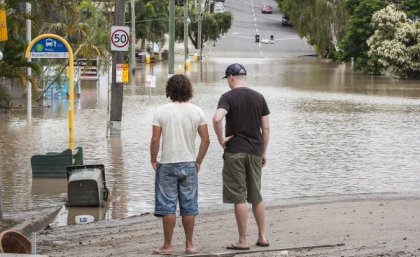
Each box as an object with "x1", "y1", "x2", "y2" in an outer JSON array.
[{"x1": 111, "y1": 26, "x2": 129, "y2": 51}]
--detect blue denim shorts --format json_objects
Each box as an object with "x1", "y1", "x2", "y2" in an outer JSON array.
[{"x1": 154, "y1": 162, "x2": 198, "y2": 217}]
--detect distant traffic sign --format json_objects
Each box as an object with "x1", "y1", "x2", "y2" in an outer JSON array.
[
  {"x1": 0, "y1": 8, "x2": 8, "y2": 42},
  {"x1": 29, "y1": 37, "x2": 69, "y2": 58},
  {"x1": 116, "y1": 64, "x2": 129, "y2": 83},
  {"x1": 111, "y1": 26, "x2": 130, "y2": 51}
]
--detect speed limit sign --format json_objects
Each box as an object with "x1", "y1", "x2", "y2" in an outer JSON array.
[{"x1": 111, "y1": 26, "x2": 130, "y2": 51}]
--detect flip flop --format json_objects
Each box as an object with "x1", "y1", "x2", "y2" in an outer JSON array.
[
  {"x1": 152, "y1": 248, "x2": 173, "y2": 255},
  {"x1": 226, "y1": 243, "x2": 250, "y2": 250},
  {"x1": 256, "y1": 241, "x2": 270, "y2": 247}
]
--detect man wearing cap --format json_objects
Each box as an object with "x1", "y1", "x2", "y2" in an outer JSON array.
[{"x1": 213, "y1": 63, "x2": 270, "y2": 250}]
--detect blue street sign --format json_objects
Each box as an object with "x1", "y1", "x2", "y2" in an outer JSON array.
[{"x1": 29, "y1": 38, "x2": 69, "y2": 58}]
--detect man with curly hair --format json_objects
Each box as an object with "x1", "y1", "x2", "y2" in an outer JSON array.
[{"x1": 150, "y1": 74, "x2": 210, "y2": 255}]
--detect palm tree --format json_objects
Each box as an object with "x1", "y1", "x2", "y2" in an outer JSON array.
[
  {"x1": 0, "y1": 1, "x2": 40, "y2": 104},
  {"x1": 0, "y1": 0, "x2": 112, "y2": 106}
]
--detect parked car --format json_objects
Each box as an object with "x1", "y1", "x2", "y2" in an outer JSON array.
[
  {"x1": 214, "y1": 3, "x2": 225, "y2": 13},
  {"x1": 282, "y1": 15, "x2": 292, "y2": 26},
  {"x1": 261, "y1": 5, "x2": 272, "y2": 14}
]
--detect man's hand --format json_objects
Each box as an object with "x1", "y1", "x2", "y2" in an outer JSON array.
[
  {"x1": 151, "y1": 161, "x2": 159, "y2": 171},
  {"x1": 261, "y1": 154, "x2": 267, "y2": 167},
  {"x1": 196, "y1": 162, "x2": 201, "y2": 172},
  {"x1": 219, "y1": 135, "x2": 234, "y2": 149}
]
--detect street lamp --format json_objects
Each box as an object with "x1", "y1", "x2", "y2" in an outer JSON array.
[{"x1": 0, "y1": 50, "x2": 3, "y2": 61}]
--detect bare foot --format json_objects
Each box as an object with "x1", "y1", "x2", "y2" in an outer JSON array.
[
  {"x1": 152, "y1": 246, "x2": 173, "y2": 255},
  {"x1": 185, "y1": 246, "x2": 199, "y2": 254}
]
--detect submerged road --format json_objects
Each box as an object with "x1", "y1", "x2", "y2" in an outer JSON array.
[{"x1": 209, "y1": 0, "x2": 315, "y2": 58}]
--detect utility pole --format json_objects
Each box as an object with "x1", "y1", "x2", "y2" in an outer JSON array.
[
  {"x1": 168, "y1": 0, "x2": 175, "y2": 75},
  {"x1": 26, "y1": 2, "x2": 32, "y2": 121},
  {"x1": 183, "y1": 0, "x2": 189, "y2": 68},
  {"x1": 109, "y1": 0, "x2": 126, "y2": 136},
  {"x1": 198, "y1": 0, "x2": 202, "y2": 60},
  {"x1": 130, "y1": 0, "x2": 136, "y2": 75}
]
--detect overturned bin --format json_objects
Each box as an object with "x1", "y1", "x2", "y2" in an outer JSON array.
[
  {"x1": 67, "y1": 164, "x2": 109, "y2": 207},
  {"x1": 31, "y1": 147, "x2": 83, "y2": 178}
]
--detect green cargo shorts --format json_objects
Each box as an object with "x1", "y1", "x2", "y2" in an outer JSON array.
[{"x1": 222, "y1": 152, "x2": 263, "y2": 204}]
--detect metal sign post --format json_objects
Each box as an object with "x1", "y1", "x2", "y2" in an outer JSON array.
[{"x1": 25, "y1": 34, "x2": 75, "y2": 149}]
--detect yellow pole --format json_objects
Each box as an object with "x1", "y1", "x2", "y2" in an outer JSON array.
[
  {"x1": 177, "y1": 64, "x2": 183, "y2": 74},
  {"x1": 25, "y1": 34, "x2": 75, "y2": 149},
  {"x1": 68, "y1": 50, "x2": 74, "y2": 150}
]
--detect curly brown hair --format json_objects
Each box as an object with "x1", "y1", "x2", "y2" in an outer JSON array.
[{"x1": 166, "y1": 74, "x2": 193, "y2": 102}]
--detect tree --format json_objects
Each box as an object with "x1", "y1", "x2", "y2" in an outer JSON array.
[
  {"x1": 336, "y1": 0, "x2": 387, "y2": 73},
  {"x1": 132, "y1": 0, "x2": 232, "y2": 51},
  {"x1": 0, "y1": 1, "x2": 40, "y2": 105},
  {"x1": 174, "y1": 7, "x2": 233, "y2": 49},
  {"x1": 336, "y1": 0, "x2": 418, "y2": 73},
  {"x1": 367, "y1": 5, "x2": 420, "y2": 78},
  {"x1": 188, "y1": 11, "x2": 232, "y2": 49},
  {"x1": 275, "y1": 0, "x2": 347, "y2": 58},
  {"x1": 0, "y1": 0, "x2": 112, "y2": 106},
  {"x1": 133, "y1": 0, "x2": 169, "y2": 51},
  {"x1": 401, "y1": 0, "x2": 420, "y2": 19},
  {"x1": 75, "y1": 0, "x2": 110, "y2": 64}
]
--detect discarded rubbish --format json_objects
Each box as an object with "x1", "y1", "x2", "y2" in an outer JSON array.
[
  {"x1": 75, "y1": 214, "x2": 95, "y2": 224},
  {"x1": 261, "y1": 39, "x2": 275, "y2": 44},
  {"x1": 0, "y1": 230, "x2": 31, "y2": 254},
  {"x1": 279, "y1": 250, "x2": 289, "y2": 256}
]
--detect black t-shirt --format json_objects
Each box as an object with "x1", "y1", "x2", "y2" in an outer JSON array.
[{"x1": 217, "y1": 87, "x2": 270, "y2": 156}]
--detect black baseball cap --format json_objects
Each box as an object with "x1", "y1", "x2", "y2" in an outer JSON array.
[{"x1": 223, "y1": 63, "x2": 247, "y2": 79}]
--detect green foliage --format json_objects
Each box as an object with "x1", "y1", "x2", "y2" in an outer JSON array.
[
  {"x1": 275, "y1": 0, "x2": 347, "y2": 58},
  {"x1": 134, "y1": 0, "x2": 169, "y2": 48},
  {"x1": 0, "y1": 87, "x2": 12, "y2": 109},
  {"x1": 0, "y1": 1, "x2": 41, "y2": 87},
  {"x1": 277, "y1": 0, "x2": 419, "y2": 76},
  {"x1": 336, "y1": 0, "x2": 418, "y2": 73},
  {"x1": 401, "y1": 0, "x2": 420, "y2": 19},
  {"x1": 0, "y1": 0, "x2": 112, "y2": 104},
  {"x1": 75, "y1": 0, "x2": 110, "y2": 62},
  {"x1": 188, "y1": 11, "x2": 233, "y2": 48},
  {"x1": 367, "y1": 5, "x2": 420, "y2": 78},
  {"x1": 0, "y1": 38, "x2": 40, "y2": 86},
  {"x1": 336, "y1": 0, "x2": 387, "y2": 73},
  {"x1": 174, "y1": 6, "x2": 233, "y2": 49}
]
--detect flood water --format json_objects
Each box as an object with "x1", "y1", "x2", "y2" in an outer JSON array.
[{"x1": 1, "y1": 57, "x2": 420, "y2": 225}]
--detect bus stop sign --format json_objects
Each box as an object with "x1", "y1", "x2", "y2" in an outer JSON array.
[{"x1": 29, "y1": 37, "x2": 69, "y2": 58}]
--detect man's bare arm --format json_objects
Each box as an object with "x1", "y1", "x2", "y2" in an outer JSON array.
[
  {"x1": 196, "y1": 124, "x2": 210, "y2": 171},
  {"x1": 261, "y1": 115, "x2": 270, "y2": 166},
  {"x1": 150, "y1": 125, "x2": 161, "y2": 171},
  {"x1": 213, "y1": 108, "x2": 232, "y2": 148}
]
